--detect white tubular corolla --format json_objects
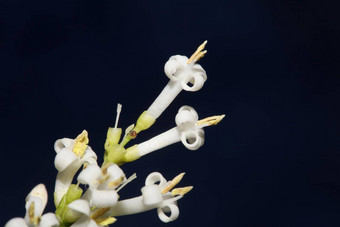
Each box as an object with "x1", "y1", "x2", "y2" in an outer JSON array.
[
  {"x1": 54, "y1": 131, "x2": 97, "y2": 206},
  {"x1": 127, "y1": 106, "x2": 205, "y2": 158},
  {"x1": 77, "y1": 163, "x2": 125, "y2": 208},
  {"x1": 5, "y1": 184, "x2": 59, "y2": 227},
  {"x1": 109, "y1": 172, "x2": 187, "y2": 223},
  {"x1": 130, "y1": 42, "x2": 208, "y2": 136},
  {"x1": 147, "y1": 55, "x2": 207, "y2": 120}
]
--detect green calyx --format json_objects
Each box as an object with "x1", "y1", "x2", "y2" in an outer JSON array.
[
  {"x1": 55, "y1": 184, "x2": 83, "y2": 226},
  {"x1": 103, "y1": 111, "x2": 155, "y2": 166}
]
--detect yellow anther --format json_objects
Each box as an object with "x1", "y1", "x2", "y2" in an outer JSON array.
[
  {"x1": 171, "y1": 186, "x2": 193, "y2": 196},
  {"x1": 95, "y1": 216, "x2": 117, "y2": 225},
  {"x1": 108, "y1": 175, "x2": 125, "y2": 188},
  {"x1": 73, "y1": 130, "x2": 89, "y2": 157},
  {"x1": 161, "y1": 173, "x2": 185, "y2": 194},
  {"x1": 196, "y1": 114, "x2": 225, "y2": 127},
  {"x1": 194, "y1": 50, "x2": 207, "y2": 63},
  {"x1": 91, "y1": 207, "x2": 110, "y2": 220},
  {"x1": 28, "y1": 202, "x2": 40, "y2": 225},
  {"x1": 98, "y1": 174, "x2": 110, "y2": 185},
  {"x1": 28, "y1": 202, "x2": 35, "y2": 222},
  {"x1": 187, "y1": 40, "x2": 208, "y2": 64},
  {"x1": 101, "y1": 163, "x2": 113, "y2": 175}
]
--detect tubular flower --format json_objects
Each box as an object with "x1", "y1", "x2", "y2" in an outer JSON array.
[
  {"x1": 77, "y1": 163, "x2": 125, "y2": 208},
  {"x1": 118, "y1": 41, "x2": 209, "y2": 147},
  {"x1": 54, "y1": 130, "x2": 97, "y2": 206},
  {"x1": 109, "y1": 172, "x2": 192, "y2": 223},
  {"x1": 65, "y1": 199, "x2": 116, "y2": 227},
  {"x1": 5, "y1": 184, "x2": 59, "y2": 227},
  {"x1": 125, "y1": 105, "x2": 225, "y2": 158}
]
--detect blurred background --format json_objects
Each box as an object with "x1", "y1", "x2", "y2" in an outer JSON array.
[{"x1": 0, "y1": 0, "x2": 338, "y2": 226}]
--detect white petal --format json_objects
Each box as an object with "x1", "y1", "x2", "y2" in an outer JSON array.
[
  {"x1": 77, "y1": 164, "x2": 101, "y2": 186},
  {"x1": 25, "y1": 197, "x2": 44, "y2": 220},
  {"x1": 183, "y1": 63, "x2": 207, "y2": 92},
  {"x1": 107, "y1": 164, "x2": 125, "y2": 182},
  {"x1": 81, "y1": 146, "x2": 98, "y2": 164},
  {"x1": 54, "y1": 148, "x2": 78, "y2": 172},
  {"x1": 5, "y1": 218, "x2": 27, "y2": 227},
  {"x1": 175, "y1": 105, "x2": 198, "y2": 128},
  {"x1": 26, "y1": 184, "x2": 48, "y2": 209},
  {"x1": 141, "y1": 184, "x2": 163, "y2": 206},
  {"x1": 90, "y1": 189, "x2": 118, "y2": 208},
  {"x1": 70, "y1": 216, "x2": 93, "y2": 227},
  {"x1": 87, "y1": 219, "x2": 100, "y2": 227},
  {"x1": 164, "y1": 55, "x2": 188, "y2": 81},
  {"x1": 180, "y1": 129, "x2": 205, "y2": 150},
  {"x1": 157, "y1": 203, "x2": 179, "y2": 223},
  {"x1": 145, "y1": 172, "x2": 167, "y2": 188},
  {"x1": 40, "y1": 213, "x2": 59, "y2": 227},
  {"x1": 181, "y1": 68, "x2": 206, "y2": 92},
  {"x1": 54, "y1": 138, "x2": 73, "y2": 153},
  {"x1": 68, "y1": 199, "x2": 91, "y2": 216}
]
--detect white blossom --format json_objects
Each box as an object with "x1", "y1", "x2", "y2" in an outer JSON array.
[
  {"x1": 5, "y1": 184, "x2": 59, "y2": 227},
  {"x1": 54, "y1": 131, "x2": 97, "y2": 206}
]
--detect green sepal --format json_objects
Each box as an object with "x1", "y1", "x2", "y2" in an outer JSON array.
[{"x1": 55, "y1": 184, "x2": 83, "y2": 225}]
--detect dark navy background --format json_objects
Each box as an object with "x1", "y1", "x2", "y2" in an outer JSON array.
[{"x1": 0, "y1": 0, "x2": 338, "y2": 226}]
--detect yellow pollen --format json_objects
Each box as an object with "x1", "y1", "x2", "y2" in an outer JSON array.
[
  {"x1": 72, "y1": 130, "x2": 89, "y2": 157},
  {"x1": 162, "y1": 172, "x2": 185, "y2": 194},
  {"x1": 95, "y1": 216, "x2": 117, "y2": 225},
  {"x1": 187, "y1": 40, "x2": 208, "y2": 64},
  {"x1": 108, "y1": 176, "x2": 125, "y2": 188},
  {"x1": 196, "y1": 114, "x2": 225, "y2": 127},
  {"x1": 171, "y1": 186, "x2": 193, "y2": 196},
  {"x1": 28, "y1": 202, "x2": 40, "y2": 225},
  {"x1": 91, "y1": 207, "x2": 110, "y2": 220}
]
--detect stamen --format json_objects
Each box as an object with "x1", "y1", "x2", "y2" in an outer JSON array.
[
  {"x1": 101, "y1": 163, "x2": 113, "y2": 175},
  {"x1": 28, "y1": 201, "x2": 35, "y2": 223},
  {"x1": 91, "y1": 207, "x2": 110, "y2": 219},
  {"x1": 98, "y1": 174, "x2": 111, "y2": 185},
  {"x1": 171, "y1": 186, "x2": 193, "y2": 196},
  {"x1": 162, "y1": 173, "x2": 185, "y2": 194},
  {"x1": 72, "y1": 130, "x2": 89, "y2": 157},
  {"x1": 187, "y1": 40, "x2": 208, "y2": 64},
  {"x1": 95, "y1": 216, "x2": 117, "y2": 225},
  {"x1": 196, "y1": 114, "x2": 225, "y2": 127},
  {"x1": 116, "y1": 173, "x2": 137, "y2": 192},
  {"x1": 114, "y1": 103, "x2": 122, "y2": 129},
  {"x1": 107, "y1": 175, "x2": 125, "y2": 188}
]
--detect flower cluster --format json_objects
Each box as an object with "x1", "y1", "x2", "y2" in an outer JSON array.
[{"x1": 6, "y1": 41, "x2": 224, "y2": 227}]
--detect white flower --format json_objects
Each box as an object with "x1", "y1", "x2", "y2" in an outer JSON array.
[
  {"x1": 66, "y1": 199, "x2": 117, "y2": 227},
  {"x1": 146, "y1": 53, "x2": 207, "y2": 120},
  {"x1": 109, "y1": 172, "x2": 192, "y2": 223},
  {"x1": 54, "y1": 130, "x2": 97, "y2": 206},
  {"x1": 130, "y1": 41, "x2": 208, "y2": 136},
  {"x1": 5, "y1": 184, "x2": 59, "y2": 227},
  {"x1": 125, "y1": 105, "x2": 224, "y2": 158},
  {"x1": 77, "y1": 163, "x2": 125, "y2": 208}
]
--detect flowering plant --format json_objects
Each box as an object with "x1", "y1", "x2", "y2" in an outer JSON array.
[{"x1": 5, "y1": 41, "x2": 224, "y2": 227}]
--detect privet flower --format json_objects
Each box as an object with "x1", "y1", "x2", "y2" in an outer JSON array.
[
  {"x1": 109, "y1": 172, "x2": 192, "y2": 223},
  {"x1": 54, "y1": 130, "x2": 97, "y2": 206},
  {"x1": 5, "y1": 184, "x2": 59, "y2": 227},
  {"x1": 125, "y1": 105, "x2": 225, "y2": 158},
  {"x1": 118, "y1": 41, "x2": 209, "y2": 147},
  {"x1": 77, "y1": 163, "x2": 124, "y2": 208}
]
